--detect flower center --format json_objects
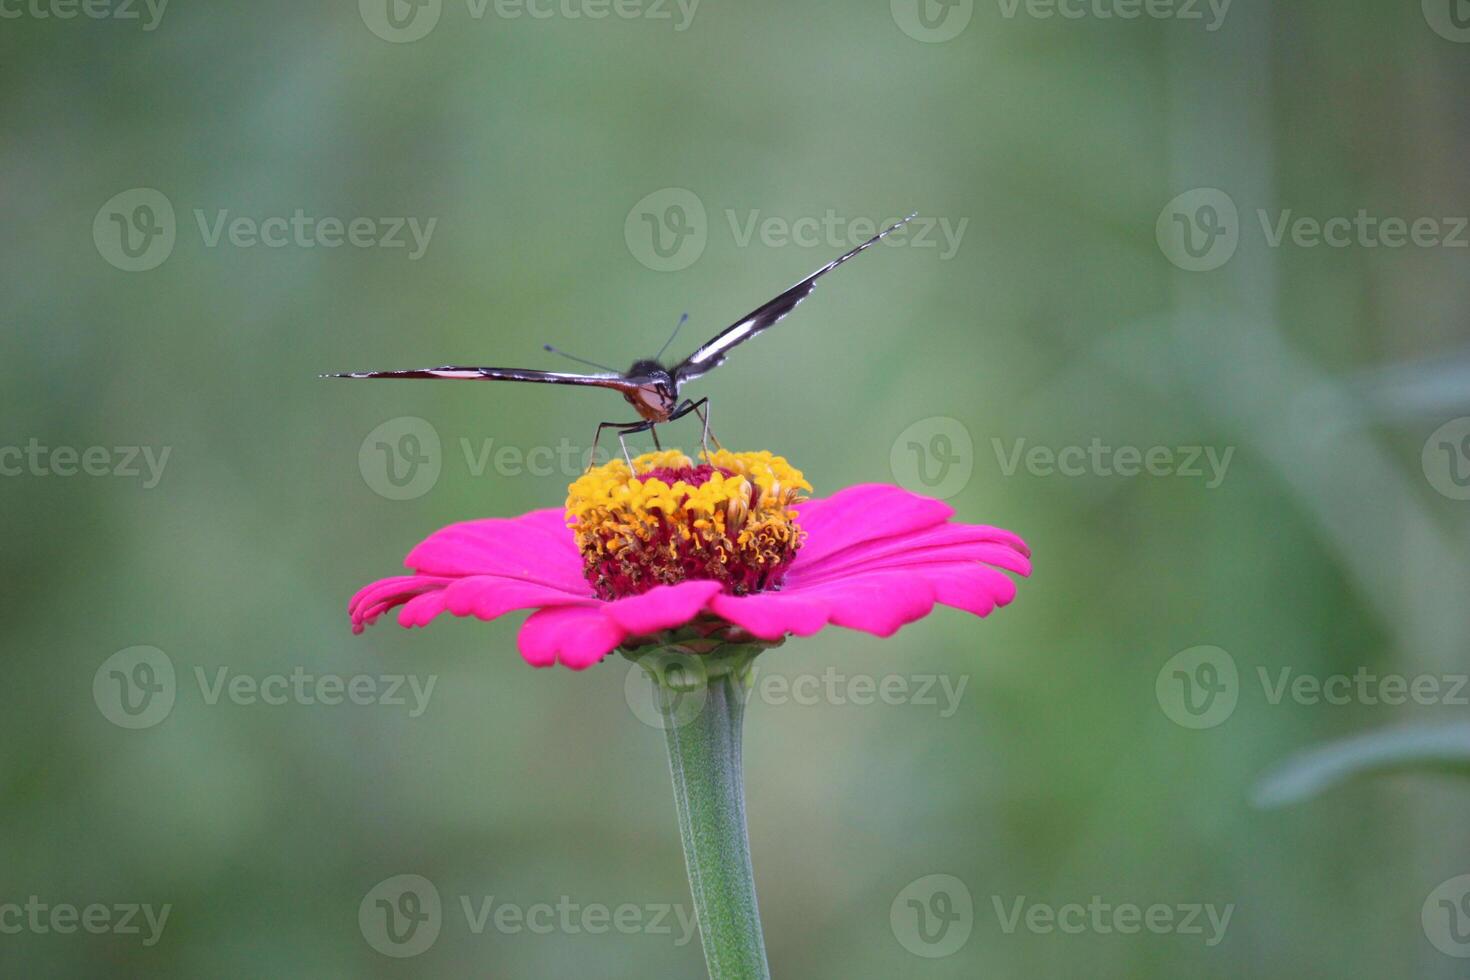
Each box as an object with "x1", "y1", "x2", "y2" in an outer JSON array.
[{"x1": 566, "y1": 449, "x2": 811, "y2": 601}]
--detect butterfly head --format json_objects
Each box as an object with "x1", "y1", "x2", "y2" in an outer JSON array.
[{"x1": 623, "y1": 360, "x2": 679, "y2": 422}]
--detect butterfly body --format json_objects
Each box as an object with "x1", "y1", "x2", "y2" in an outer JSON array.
[
  {"x1": 622, "y1": 361, "x2": 679, "y2": 422},
  {"x1": 326, "y1": 213, "x2": 918, "y2": 462}
]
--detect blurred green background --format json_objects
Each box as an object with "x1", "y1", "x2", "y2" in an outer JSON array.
[{"x1": 5, "y1": 0, "x2": 1470, "y2": 975}]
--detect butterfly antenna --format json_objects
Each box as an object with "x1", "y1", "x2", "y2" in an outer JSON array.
[
  {"x1": 543, "y1": 344, "x2": 617, "y2": 373},
  {"x1": 655, "y1": 313, "x2": 689, "y2": 362}
]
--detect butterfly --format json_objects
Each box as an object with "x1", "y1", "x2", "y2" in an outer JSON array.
[{"x1": 325, "y1": 212, "x2": 917, "y2": 463}]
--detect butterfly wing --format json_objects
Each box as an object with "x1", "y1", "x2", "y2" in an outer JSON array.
[
  {"x1": 672, "y1": 212, "x2": 917, "y2": 384},
  {"x1": 322, "y1": 365, "x2": 648, "y2": 394}
]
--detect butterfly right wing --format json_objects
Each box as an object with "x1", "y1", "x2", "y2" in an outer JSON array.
[
  {"x1": 672, "y1": 212, "x2": 917, "y2": 385},
  {"x1": 322, "y1": 365, "x2": 647, "y2": 394}
]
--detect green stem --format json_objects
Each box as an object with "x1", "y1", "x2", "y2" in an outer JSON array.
[{"x1": 652, "y1": 662, "x2": 770, "y2": 980}]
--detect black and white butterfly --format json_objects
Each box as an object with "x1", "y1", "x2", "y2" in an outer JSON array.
[{"x1": 326, "y1": 212, "x2": 917, "y2": 462}]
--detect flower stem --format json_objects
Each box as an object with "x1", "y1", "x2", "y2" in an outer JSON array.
[{"x1": 653, "y1": 662, "x2": 770, "y2": 980}]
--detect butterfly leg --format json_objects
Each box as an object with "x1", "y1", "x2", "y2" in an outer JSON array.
[
  {"x1": 667, "y1": 398, "x2": 722, "y2": 460},
  {"x1": 590, "y1": 419, "x2": 658, "y2": 470},
  {"x1": 692, "y1": 399, "x2": 723, "y2": 456},
  {"x1": 591, "y1": 419, "x2": 645, "y2": 470},
  {"x1": 615, "y1": 420, "x2": 661, "y2": 468}
]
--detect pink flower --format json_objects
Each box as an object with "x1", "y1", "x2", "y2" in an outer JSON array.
[{"x1": 349, "y1": 451, "x2": 1030, "y2": 670}]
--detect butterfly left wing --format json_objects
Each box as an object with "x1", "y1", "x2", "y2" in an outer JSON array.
[
  {"x1": 673, "y1": 213, "x2": 917, "y2": 384},
  {"x1": 322, "y1": 365, "x2": 647, "y2": 394}
]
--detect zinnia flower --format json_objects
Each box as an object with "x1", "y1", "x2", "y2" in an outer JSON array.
[{"x1": 349, "y1": 449, "x2": 1031, "y2": 670}]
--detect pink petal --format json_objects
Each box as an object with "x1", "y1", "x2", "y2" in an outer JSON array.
[
  {"x1": 791, "y1": 485, "x2": 954, "y2": 569},
  {"x1": 403, "y1": 507, "x2": 585, "y2": 590},
  {"x1": 791, "y1": 524, "x2": 1031, "y2": 585},
  {"x1": 601, "y1": 581, "x2": 724, "y2": 635},
  {"x1": 712, "y1": 573, "x2": 937, "y2": 640},
  {"x1": 351, "y1": 572, "x2": 591, "y2": 633},
  {"x1": 441, "y1": 576, "x2": 592, "y2": 620},
  {"x1": 708, "y1": 590, "x2": 835, "y2": 640},
  {"x1": 518, "y1": 605, "x2": 627, "y2": 670},
  {"x1": 397, "y1": 590, "x2": 448, "y2": 628},
  {"x1": 799, "y1": 531, "x2": 1029, "y2": 587},
  {"x1": 909, "y1": 561, "x2": 1019, "y2": 617},
  {"x1": 350, "y1": 575, "x2": 454, "y2": 632},
  {"x1": 714, "y1": 558, "x2": 1023, "y2": 642}
]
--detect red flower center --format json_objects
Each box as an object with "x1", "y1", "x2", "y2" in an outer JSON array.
[
  {"x1": 635, "y1": 464, "x2": 731, "y2": 488},
  {"x1": 566, "y1": 451, "x2": 812, "y2": 602}
]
